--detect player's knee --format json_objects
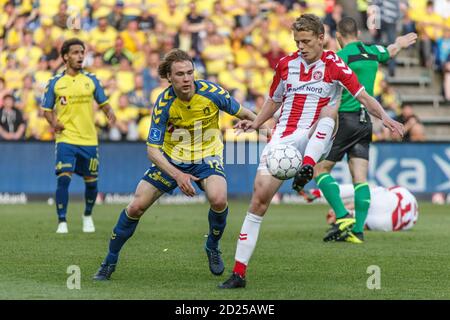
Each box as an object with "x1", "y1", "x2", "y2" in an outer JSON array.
[
  {"x1": 57, "y1": 174, "x2": 72, "y2": 188},
  {"x1": 249, "y1": 195, "x2": 269, "y2": 215},
  {"x1": 209, "y1": 196, "x2": 227, "y2": 212},
  {"x1": 126, "y1": 202, "x2": 146, "y2": 218},
  {"x1": 84, "y1": 177, "x2": 98, "y2": 190}
]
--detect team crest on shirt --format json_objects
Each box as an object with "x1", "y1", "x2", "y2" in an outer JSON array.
[
  {"x1": 85, "y1": 83, "x2": 90, "y2": 90},
  {"x1": 59, "y1": 96, "x2": 67, "y2": 105},
  {"x1": 203, "y1": 107, "x2": 211, "y2": 115},
  {"x1": 313, "y1": 71, "x2": 323, "y2": 80}
]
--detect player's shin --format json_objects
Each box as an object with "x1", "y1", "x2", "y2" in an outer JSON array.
[
  {"x1": 303, "y1": 117, "x2": 335, "y2": 166},
  {"x1": 206, "y1": 206, "x2": 228, "y2": 249},
  {"x1": 353, "y1": 183, "x2": 371, "y2": 233},
  {"x1": 56, "y1": 174, "x2": 71, "y2": 222},
  {"x1": 105, "y1": 209, "x2": 140, "y2": 265},
  {"x1": 315, "y1": 173, "x2": 348, "y2": 219},
  {"x1": 84, "y1": 178, "x2": 98, "y2": 216},
  {"x1": 233, "y1": 212, "x2": 263, "y2": 278}
]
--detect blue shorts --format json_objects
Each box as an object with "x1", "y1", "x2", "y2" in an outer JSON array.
[
  {"x1": 55, "y1": 142, "x2": 99, "y2": 177},
  {"x1": 142, "y1": 155, "x2": 226, "y2": 194}
]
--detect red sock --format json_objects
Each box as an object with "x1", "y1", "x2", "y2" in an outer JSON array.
[
  {"x1": 303, "y1": 156, "x2": 316, "y2": 167},
  {"x1": 233, "y1": 261, "x2": 247, "y2": 278}
]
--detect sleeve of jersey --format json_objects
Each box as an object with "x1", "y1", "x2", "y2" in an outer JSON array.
[
  {"x1": 91, "y1": 75, "x2": 109, "y2": 106},
  {"x1": 211, "y1": 86, "x2": 242, "y2": 116},
  {"x1": 40, "y1": 78, "x2": 57, "y2": 110},
  {"x1": 268, "y1": 64, "x2": 284, "y2": 103},
  {"x1": 334, "y1": 59, "x2": 364, "y2": 98},
  {"x1": 373, "y1": 45, "x2": 390, "y2": 63},
  {"x1": 146, "y1": 99, "x2": 169, "y2": 148}
]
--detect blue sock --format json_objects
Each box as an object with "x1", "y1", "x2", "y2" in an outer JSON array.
[
  {"x1": 105, "y1": 209, "x2": 140, "y2": 265},
  {"x1": 206, "y1": 206, "x2": 228, "y2": 250},
  {"x1": 56, "y1": 175, "x2": 71, "y2": 222},
  {"x1": 84, "y1": 179, "x2": 98, "y2": 216}
]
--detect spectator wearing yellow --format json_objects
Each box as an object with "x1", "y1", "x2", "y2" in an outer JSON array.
[
  {"x1": 88, "y1": 54, "x2": 113, "y2": 87},
  {"x1": 149, "y1": 78, "x2": 170, "y2": 105},
  {"x1": 33, "y1": 17, "x2": 63, "y2": 49},
  {"x1": 120, "y1": 19, "x2": 146, "y2": 53},
  {"x1": 209, "y1": 0, "x2": 235, "y2": 36},
  {"x1": 26, "y1": 108, "x2": 54, "y2": 141},
  {"x1": 218, "y1": 60, "x2": 247, "y2": 95},
  {"x1": 109, "y1": 94, "x2": 139, "y2": 141},
  {"x1": 15, "y1": 74, "x2": 38, "y2": 119},
  {"x1": 38, "y1": 0, "x2": 60, "y2": 18},
  {"x1": 115, "y1": 59, "x2": 135, "y2": 94},
  {"x1": 157, "y1": 0, "x2": 187, "y2": 36},
  {"x1": 137, "y1": 114, "x2": 151, "y2": 141},
  {"x1": 416, "y1": 0, "x2": 445, "y2": 41},
  {"x1": 104, "y1": 77, "x2": 121, "y2": 112},
  {"x1": 5, "y1": 16, "x2": 26, "y2": 50},
  {"x1": 64, "y1": 27, "x2": 90, "y2": 45},
  {"x1": 0, "y1": 2, "x2": 17, "y2": 39},
  {"x1": 234, "y1": 38, "x2": 268, "y2": 71},
  {"x1": 123, "y1": 0, "x2": 143, "y2": 19},
  {"x1": 89, "y1": 17, "x2": 118, "y2": 54},
  {"x1": 202, "y1": 25, "x2": 233, "y2": 76},
  {"x1": 15, "y1": 31, "x2": 43, "y2": 72},
  {"x1": 34, "y1": 57, "x2": 53, "y2": 92},
  {"x1": 3, "y1": 54, "x2": 23, "y2": 91}
]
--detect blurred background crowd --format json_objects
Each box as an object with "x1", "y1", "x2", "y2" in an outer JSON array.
[{"x1": 1, "y1": 0, "x2": 449, "y2": 143}]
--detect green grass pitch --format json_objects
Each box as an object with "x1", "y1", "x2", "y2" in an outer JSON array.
[{"x1": 0, "y1": 201, "x2": 449, "y2": 299}]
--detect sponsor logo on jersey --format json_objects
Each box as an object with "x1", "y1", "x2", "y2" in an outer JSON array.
[
  {"x1": 60, "y1": 96, "x2": 67, "y2": 105},
  {"x1": 287, "y1": 84, "x2": 323, "y2": 94}
]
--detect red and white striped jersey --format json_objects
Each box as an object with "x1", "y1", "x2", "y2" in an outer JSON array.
[
  {"x1": 388, "y1": 186, "x2": 419, "y2": 231},
  {"x1": 269, "y1": 50, "x2": 364, "y2": 138}
]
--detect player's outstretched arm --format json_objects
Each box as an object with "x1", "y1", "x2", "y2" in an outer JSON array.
[
  {"x1": 147, "y1": 146, "x2": 199, "y2": 197},
  {"x1": 356, "y1": 90, "x2": 404, "y2": 138},
  {"x1": 100, "y1": 103, "x2": 116, "y2": 125},
  {"x1": 234, "y1": 98, "x2": 281, "y2": 132},
  {"x1": 387, "y1": 32, "x2": 418, "y2": 58},
  {"x1": 43, "y1": 110, "x2": 65, "y2": 133}
]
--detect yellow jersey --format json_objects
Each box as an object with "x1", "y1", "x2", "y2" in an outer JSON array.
[
  {"x1": 41, "y1": 70, "x2": 109, "y2": 146},
  {"x1": 147, "y1": 80, "x2": 242, "y2": 162}
]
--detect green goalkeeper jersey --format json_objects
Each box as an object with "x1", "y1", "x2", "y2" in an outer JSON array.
[{"x1": 337, "y1": 41, "x2": 390, "y2": 113}]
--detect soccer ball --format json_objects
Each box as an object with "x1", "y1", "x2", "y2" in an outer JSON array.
[{"x1": 266, "y1": 144, "x2": 303, "y2": 180}]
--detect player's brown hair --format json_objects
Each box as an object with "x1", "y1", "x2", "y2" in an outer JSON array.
[
  {"x1": 291, "y1": 14, "x2": 324, "y2": 36},
  {"x1": 158, "y1": 49, "x2": 194, "y2": 80}
]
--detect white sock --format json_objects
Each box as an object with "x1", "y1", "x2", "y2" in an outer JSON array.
[
  {"x1": 304, "y1": 117, "x2": 335, "y2": 165},
  {"x1": 235, "y1": 212, "x2": 263, "y2": 266}
]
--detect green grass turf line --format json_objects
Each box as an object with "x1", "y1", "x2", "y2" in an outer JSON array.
[{"x1": 0, "y1": 202, "x2": 449, "y2": 299}]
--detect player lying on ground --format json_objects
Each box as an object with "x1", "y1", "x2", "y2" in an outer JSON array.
[
  {"x1": 93, "y1": 49, "x2": 257, "y2": 280},
  {"x1": 219, "y1": 14, "x2": 404, "y2": 289},
  {"x1": 301, "y1": 184, "x2": 419, "y2": 233}
]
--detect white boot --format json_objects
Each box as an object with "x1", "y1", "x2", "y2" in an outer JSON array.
[
  {"x1": 83, "y1": 215, "x2": 95, "y2": 233},
  {"x1": 56, "y1": 222, "x2": 68, "y2": 234}
]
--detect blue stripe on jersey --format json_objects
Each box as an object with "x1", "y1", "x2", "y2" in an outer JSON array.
[
  {"x1": 41, "y1": 73, "x2": 64, "y2": 109},
  {"x1": 82, "y1": 71, "x2": 108, "y2": 105},
  {"x1": 147, "y1": 87, "x2": 176, "y2": 146},
  {"x1": 195, "y1": 80, "x2": 241, "y2": 115}
]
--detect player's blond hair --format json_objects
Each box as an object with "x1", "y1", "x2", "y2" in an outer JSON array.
[
  {"x1": 158, "y1": 49, "x2": 194, "y2": 80},
  {"x1": 291, "y1": 14, "x2": 324, "y2": 36}
]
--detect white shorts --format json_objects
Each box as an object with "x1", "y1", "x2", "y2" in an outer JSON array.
[{"x1": 257, "y1": 128, "x2": 333, "y2": 172}]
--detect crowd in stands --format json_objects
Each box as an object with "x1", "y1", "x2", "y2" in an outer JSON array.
[{"x1": 0, "y1": 0, "x2": 447, "y2": 143}]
